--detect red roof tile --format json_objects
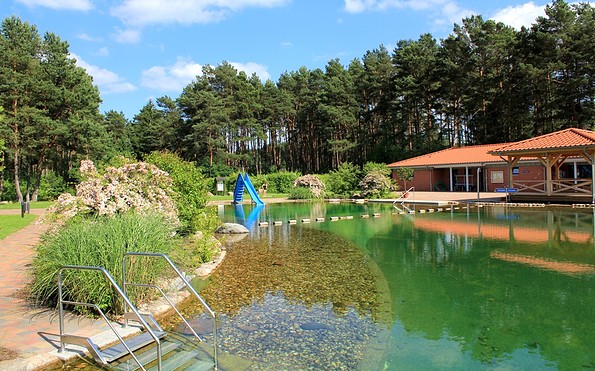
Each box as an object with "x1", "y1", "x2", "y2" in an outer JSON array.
[
  {"x1": 387, "y1": 143, "x2": 506, "y2": 168},
  {"x1": 491, "y1": 128, "x2": 595, "y2": 154}
]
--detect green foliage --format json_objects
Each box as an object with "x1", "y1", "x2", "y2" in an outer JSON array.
[
  {"x1": 396, "y1": 167, "x2": 414, "y2": 181},
  {"x1": 30, "y1": 212, "x2": 175, "y2": 315},
  {"x1": 0, "y1": 214, "x2": 36, "y2": 239},
  {"x1": 289, "y1": 187, "x2": 314, "y2": 200},
  {"x1": 37, "y1": 171, "x2": 70, "y2": 201},
  {"x1": 326, "y1": 163, "x2": 361, "y2": 197},
  {"x1": 171, "y1": 209, "x2": 220, "y2": 269},
  {"x1": 1, "y1": 180, "x2": 16, "y2": 202},
  {"x1": 144, "y1": 151, "x2": 210, "y2": 234},
  {"x1": 363, "y1": 162, "x2": 390, "y2": 177},
  {"x1": 263, "y1": 171, "x2": 301, "y2": 193},
  {"x1": 0, "y1": 16, "x2": 104, "y2": 203},
  {"x1": 358, "y1": 170, "x2": 392, "y2": 198}
]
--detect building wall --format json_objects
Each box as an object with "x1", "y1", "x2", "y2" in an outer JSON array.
[{"x1": 393, "y1": 163, "x2": 548, "y2": 192}]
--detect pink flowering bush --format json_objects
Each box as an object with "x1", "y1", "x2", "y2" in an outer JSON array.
[{"x1": 50, "y1": 160, "x2": 179, "y2": 226}]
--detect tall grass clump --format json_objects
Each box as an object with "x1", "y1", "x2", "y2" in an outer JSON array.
[{"x1": 31, "y1": 212, "x2": 175, "y2": 315}]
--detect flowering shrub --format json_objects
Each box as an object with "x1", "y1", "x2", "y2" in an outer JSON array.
[
  {"x1": 50, "y1": 160, "x2": 179, "y2": 226},
  {"x1": 358, "y1": 170, "x2": 392, "y2": 198},
  {"x1": 293, "y1": 174, "x2": 325, "y2": 198}
]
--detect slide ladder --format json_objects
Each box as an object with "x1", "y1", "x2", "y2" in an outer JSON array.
[{"x1": 233, "y1": 173, "x2": 265, "y2": 205}]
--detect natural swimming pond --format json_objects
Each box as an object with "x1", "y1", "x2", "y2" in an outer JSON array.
[{"x1": 172, "y1": 202, "x2": 595, "y2": 370}]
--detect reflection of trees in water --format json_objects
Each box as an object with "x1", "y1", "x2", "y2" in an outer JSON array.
[
  {"x1": 201, "y1": 228, "x2": 390, "y2": 322},
  {"x1": 368, "y1": 219, "x2": 595, "y2": 370}
]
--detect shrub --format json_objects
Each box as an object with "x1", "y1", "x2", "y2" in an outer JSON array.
[
  {"x1": 50, "y1": 160, "x2": 179, "y2": 227},
  {"x1": 326, "y1": 163, "x2": 361, "y2": 198},
  {"x1": 293, "y1": 174, "x2": 325, "y2": 198},
  {"x1": 30, "y1": 212, "x2": 176, "y2": 315},
  {"x1": 38, "y1": 171, "x2": 70, "y2": 201},
  {"x1": 264, "y1": 171, "x2": 301, "y2": 193},
  {"x1": 1, "y1": 180, "x2": 16, "y2": 202},
  {"x1": 363, "y1": 162, "x2": 391, "y2": 177},
  {"x1": 289, "y1": 186, "x2": 314, "y2": 200},
  {"x1": 144, "y1": 152, "x2": 209, "y2": 234},
  {"x1": 359, "y1": 170, "x2": 392, "y2": 198}
]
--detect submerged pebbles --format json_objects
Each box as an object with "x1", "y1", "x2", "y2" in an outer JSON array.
[{"x1": 170, "y1": 228, "x2": 392, "y2": 369}]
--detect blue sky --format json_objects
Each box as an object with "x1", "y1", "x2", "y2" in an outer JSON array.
[{"x1": 1, "y1": 0, "x2": 568, "y2": 119}]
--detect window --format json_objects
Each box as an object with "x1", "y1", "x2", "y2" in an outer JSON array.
[{"x1": 491, "y1": 170, "x2": 504, "y2": 184}]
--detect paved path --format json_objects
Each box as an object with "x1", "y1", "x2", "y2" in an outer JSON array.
[{"x1": 0, "y1": 209, "x2": 117, "y2": 370}]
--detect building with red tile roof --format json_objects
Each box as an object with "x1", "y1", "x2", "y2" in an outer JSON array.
[{"x1": 388, "y1": 127, "x2": 595, "y2": 203}]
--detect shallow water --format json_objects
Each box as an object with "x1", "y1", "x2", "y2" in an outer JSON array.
[
  {"x1": 63, "y1": 202, "x2": 595, "y2": 370},
  {"x1": 179, "y1": 203, "x2": 594, "y2": 370}
]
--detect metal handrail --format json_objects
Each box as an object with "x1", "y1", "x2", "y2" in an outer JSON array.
[
  {"x1": 58, "y1": 265, "x2": 162, "y2": 371},
  {"x1": 394, "y1": 186, "x2": 415, "y2": 205},
  {"x1": 123, "y1": 252, "x2": 218, "y2": 369}
]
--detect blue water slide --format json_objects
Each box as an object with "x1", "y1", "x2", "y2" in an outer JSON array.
[
  {"x1": 232, "y1": 173, "x2": 265, "y2": 205},
  {"x1": 243, "y1": 174, "x2": 265, "y2": 205},
  {"x1": 233, "y1": 173, "x2": 245, "y2": 203}
]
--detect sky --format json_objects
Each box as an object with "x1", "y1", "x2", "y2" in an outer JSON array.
[{"x1": 0, "y1": 0, "x2": 573, "y2": 119}]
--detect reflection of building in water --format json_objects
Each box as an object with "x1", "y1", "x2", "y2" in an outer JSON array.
[
  {"x1": 413, "y1": 218, "x2": 593, "y2": 244},
  {"x1": 413, "y1": 211, "x2": 595, "y2": 275},
  {"x1": 490, "y1": 252, "x2": 595, "y2": 275}
]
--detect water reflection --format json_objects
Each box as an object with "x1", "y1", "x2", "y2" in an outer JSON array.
[{"x1": 366, "y1": 206, "x2": 595, "y2": 370}]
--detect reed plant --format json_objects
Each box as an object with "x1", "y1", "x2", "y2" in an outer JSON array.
[{"x1": 30, "y1": 212, "x2": 176, "y2": 315}]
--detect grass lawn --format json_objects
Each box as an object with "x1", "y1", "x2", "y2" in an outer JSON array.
[
  {"x1": 0, "y1": 201, "x2": 55, "y2": 210},
  {"x1": 0, "y1": 214, "x2": 37, "y2": 240}
]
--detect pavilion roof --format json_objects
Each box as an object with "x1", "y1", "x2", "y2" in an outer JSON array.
[{"x1": 490, "y1": 128, "x2": 595, "y2": 155}]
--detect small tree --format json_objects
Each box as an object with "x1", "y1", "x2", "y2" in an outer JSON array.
[{"x1": 396, "y1": 167, "x2": 414, "y2": 190}]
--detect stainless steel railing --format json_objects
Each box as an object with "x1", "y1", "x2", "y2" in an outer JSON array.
[
  {"x1": 58, "y1": 265, "x2": 162, "y2": 370},
  {"x1": 122, "y1": 252, "x2": 218, "y2": 369}
]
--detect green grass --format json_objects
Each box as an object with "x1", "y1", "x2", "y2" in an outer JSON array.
[
  {"x1": 0, "y1": 201, "x2": 55, "y2": 210},
  {"x1": 0, "y1": 214, "x2": 37, "y2": 239},
  {"x1": 31, "y1": 212, "x2": 177, "y2": 315}
]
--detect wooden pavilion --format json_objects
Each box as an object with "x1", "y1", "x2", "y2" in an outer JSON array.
[{"x1": 489, "y1": 128, "x2": 595, "y2": 204}]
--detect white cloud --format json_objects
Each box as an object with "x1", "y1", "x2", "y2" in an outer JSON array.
[
  {"x1": 491, "y1": 2, "x2": 545, "y2": 29},
  {"x1": 230, "y1": 62, "x2": 271, "y2": 81},
  {"x1": 71, "y1": 53, "x2": 137, "y2": 94},
  {"x1": 141, "y1": 58, "x2": 204, "y2": 91},
  {"x1": 94, "y1": 47, "x2": 109, "y2": 56},
  {"x1": 111, "y1": 0, "x2": 289, "y2": 26},
  {"x1": 16, "y1": 0, "x2": 93, "y2": 10},
  {"x1": 435, "y1": 1, "x2": 474, "y2": 27},
  {"x1": 281, "y1": 41, "x2": 293, "y2": 48},
  {"x1": 141, "y1": 58, "x2": 271, "y2": 92},
  {"x1": 77, "y1": 33, "x2": 103, "y2": 42},
  {"x1": 113, "y1": 28, "x2": 142, "y2": 44},
  {"x1": 343, "y1": 0, "x2": 474, "y2": 29},
  {"x1": 344, "y1": 0, "x2": 446, "y2": 13},
  {"x1": 344, "y1": 0, "x2": 375, "y2": 13}
]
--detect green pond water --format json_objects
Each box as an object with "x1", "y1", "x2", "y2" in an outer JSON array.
[
  {"x1": 61, "y1": 202, "x2": 595, "y2": 370},
  {"x1": 174, "y1": 202, "x2": 594, "y2": 370}
]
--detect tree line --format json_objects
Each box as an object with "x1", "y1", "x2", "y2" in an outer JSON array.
[{"x1": 1, "y1": 0, "x2": 595, "y2": 201}]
